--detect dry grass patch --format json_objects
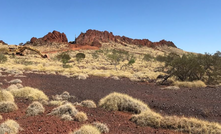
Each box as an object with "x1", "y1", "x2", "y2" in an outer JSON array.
[
  {"x1": 0, "y1": 101, "x2": 18, "y2": 113},
  {"x1": 26, "y1": 101, "x2": 45, "y2": 116},
  {"x1": 130, "y1": 111, "x2": 163, "y2": 128},
  {"x1": 74, "y1": 112, "x2": 88, "y2": 122},
  {"x1": 99, "y1": 92, "x2": 150, "y2": 114},
  {"x1": 0, "y1": 90, "x2": 14, "y2": 102},
  {"x1": 48, "y1": 103, "x2": 78, "y2": 117},
  {"x1": 0, "y1": 115, "x2": 2, "y2": 120},
  {"x1": 80, "y1": 100, "x2": 96, "y2": 108},
  {"x1": 71, "y1": 124, "x2": 101, "y2": 134},
  {"x1": 92, "y1": 122, "x2": 109, "y2": 133},
  {"x1": 174, "y1": 80, "x2": 207, "y2": 88},
  {"x1": 61, "y1": 114, "x2": 73, "y2": 121},
  {"x1": 48, "y1": 100, "x2": 66, "y2": 106},
  {"x1": 9, "y1": 86, "x2": 49, "y2": 101},
  {"x1": 0, "y1": 119, "x2": 22, "y2": 134}
]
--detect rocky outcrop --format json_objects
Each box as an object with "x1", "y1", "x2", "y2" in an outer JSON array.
[
  {"x1": 76, "y1": 29, "x2": 176, "y2": 48},
  {"x1": 0, "y1": 40, "x2": 7, "y2": 45},
  {"x1": 29, "y1": 30, "x2": 68, "y2": 46}
]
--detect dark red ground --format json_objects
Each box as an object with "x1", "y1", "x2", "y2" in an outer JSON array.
[{"x1": 1, "y1": 73, "x2": 221, "y2": 134}]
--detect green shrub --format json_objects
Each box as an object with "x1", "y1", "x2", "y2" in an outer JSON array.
[
  {"x1": 0, "y1": 53, "x2": 7, "y2": 63},
  {"x1": 99, "y1": 92, "x2": 150, "y2": 114},
  {"x1": 56, "y1": 52, "x2": 71, "y2": 64},
  {"x1": 76, "y1": 53, "x2": 85, "y2": 62}
]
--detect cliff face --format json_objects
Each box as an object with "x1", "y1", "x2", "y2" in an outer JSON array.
[
  {"x1": 29, "y1": 30, "x2": 68, "y2": 46},
  {"x1": 76, "y1": 29, "x2": 176, "y2": 48}
]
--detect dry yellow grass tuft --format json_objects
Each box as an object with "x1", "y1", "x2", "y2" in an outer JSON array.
[
  {"x1": 71, "y1": 124, "x2": 101, "y2": 134},
  {"x1": 0, "y1": 90, "x2": 14, "y2": 102},
  {"x1": 174, "y1": 80, "x2": 207, "y2": 88},
  {"x1": 99, "y1": 92, "x2": 150, "y2": 114},
  {"x1": 74, "y1": 112, "x2": 88, "y2": 122},
  {"x1": 0, "y1": 101, "x2": 18, "y2": 113},
  {"x1": 9, "y1": 86, "x2": 49, "y2": 101},
  {"x1": 92, "y1": 122, "x2": 109, "y2": 133},
  {"x1": 26, "y1": 101, "x2": 45, "y2": 116},
  {"x1": 48, "y1": 100, "x2": 66, "y2": 106},
  {"x1": 48, "y1": 103, "x2": 78, "y2": 117},
  {"x1": 0, "y1": 119, "x2": 22, "y2": 134},
  {"x1": 80, "y1": 100, "x2": 97, "y2": 108},
  {"x1": 61, "y1": 114, "x2": 73, "y2": 121},
  {"x1": 0, "y1": 115, "x2": 2, "y2": 120},
  {"x1": 130, "y1": 111, "x2": 163, "y2": 128}
]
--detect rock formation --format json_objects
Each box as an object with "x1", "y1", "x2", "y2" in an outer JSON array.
[
  {"x1": 0, "y1": 40, "x2": 7, "y2": 45},
  {"x1": 76, "y1": 29, "x2": 176, "y2": 48},
  {"x1": 29, "y1": 30, "x2": 68, "y2": 46}
]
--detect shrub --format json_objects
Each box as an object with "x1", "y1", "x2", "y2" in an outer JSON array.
[
  {"x1": 48, "y1": 103, "x2": 78, "y2": 117},
  {"x1": 92, "y1": 122, "x2": 109, "y2": 133},
  {"x1": 130, "y1": 111, "x2": 163, "y2": 128},
  {"x1": 72, "y1": 124, "x2": 101, "y2": 134},
  {"x1": 61, "y1": 114, "x2": 73, "y2": 121},
  {"x1": 74, "y1": 112, "x2": 88, "y2": 122},
  {"x1": 99, "y1": 92, "x2": 150, "y2": 114},
  {"x1": 76, "y1": 53, "x2": 85, "y2": 62},
  {"x1": 0, "y1": 90, "x2": 14, "y2": 102},
  {"x1": 161, "y1": 116, "x2": 221, "y2": 134},
  {"x1": 0, "y1": 101, "x2": 18, "y2": 113},
  {"x1": 143, "y1": 54, "x2": 153, "y2": 61},
  {"x1": 174, "y1": 80, "x2": 207, "y2": 88},
  {"x1": 80, "y1": 100, "x2": 96, "y2": 108},
  {"x1": 48, "y1": 100, "x2": 65, "y2": 106},
  {"x1": 0, "y1": 53, "x2": 7, "y2": 63},
  {"x1": 26, "y1": 101, "x2": 45, "y2": 116},
  {"x1": 56, "y1": 52, "x2": 71, "y2": 64},
  {"x1": 9, "y1": 87, "x2": 49, "y2": 101},
  {"x1": 0, "y1": 119, "x2": 22, "y2": 134}
]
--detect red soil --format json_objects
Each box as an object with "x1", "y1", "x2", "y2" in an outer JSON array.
[{"x1": 1, "y1": 73, "x2": 221, "y2": 134}]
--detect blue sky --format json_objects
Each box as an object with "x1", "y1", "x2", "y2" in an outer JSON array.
[{"x1": 0, "y1": 0, "x2": 220, "y2": 54}]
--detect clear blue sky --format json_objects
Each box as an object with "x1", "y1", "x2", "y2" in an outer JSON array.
[{"x1": 0, "y1": 0, "x2": 220, "y2": 54}]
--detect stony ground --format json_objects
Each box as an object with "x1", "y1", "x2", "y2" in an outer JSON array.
[{"x1": 1, "y1": 73, "x2": 221, "y2": 134}]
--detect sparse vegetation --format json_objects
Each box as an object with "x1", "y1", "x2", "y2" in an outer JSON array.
[
  {"x1": 92, "y1": 122, "x2": 109, "y2": 133},
  {"x1": 72, "y1": 124, "x2": 101, "y2": 134},
  {"x1": 26, "y1": 101, "x2": 45, "y2": 116},
  {"x1": 9, "y1": 87, "x2": 49, "y2": 101},
  {"x1": 99, "y1": 92, "x2": 150, "y2": 114},
  {"x1": 0, "y1": 101, "x2": 18, "y2": 113},
  {"x1": 0, "y1": 90, "x2": 14, "y2": 102},
  {"x1": 0, "y1": 53, "x2": 7, "y2": 63},
  {"x1": 56, "y1": 52, "x2": 71, "y2": 68},
  {"x1": 80, "y1": 100, "x2": 97, "y2": 108},
  {"x1": 0, "y1": 119, "x2": 22, "y2": 134},
  {"x1": 74, "y1": 112, "x2": 88, "y2": 122},
  {"x1": 48, "y1": 103, "x2": 78, "y2": 117}
]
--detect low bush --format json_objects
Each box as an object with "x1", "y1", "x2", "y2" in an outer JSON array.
[
  {"x1": 56, "y1": 52, "x2": 71, "y2": 64},
  {"x1": 61, "y1": 114, "x2": 73, "y2": 121},
  {"x1": 74, "y1": 112, "x2": 88, "y2": 122},
  {"x1": 92, "y1": 122, "x2": 109, "y2": 133},
  {"x1": 26, "y1": 101, "x2": 45, "y2": 116},
  {"x1": 99, "y1": 92, "x2": 150, "y2": 114},
  {"x1": 48, "y1": 103, "x2": 78, "y2": 117},
  {"x1": 72, "y1": 124, "x2": 101, "y2": 134},
  {"x1": 130, "y1": 111, "x2": 163, "y2": 128},
  {"x1": 174, "y1": 80, "x2": 206, "y2": 88},
  {"x1": 80, "y1": 100, "x2": 96, "y2": 108},
  {"x1": 0, "y1": 53, "x2": 7, "y2": 64},
  {"x1": 76, "y1": 53, "x2": 85, "y2": 62},
  {"x1": 9, "y1": 87, "x2": 49, "y2": 101},
  {"x1": 0, "y1": 119, "x2": 22, "y2": 134},
  {"x1": 0, "y1": 101, "x2": 18, "y2": 113},
  {"x1": 0, "y1": 90, "x2": 14, "y2": 102}
]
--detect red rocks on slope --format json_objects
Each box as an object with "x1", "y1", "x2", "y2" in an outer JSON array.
[
  {"x1": 30, "y1": 30, "x2": 68, "y2": 45},
  {"x1": 76, "y1": 29, "x2": 177, "y2": 48}
]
